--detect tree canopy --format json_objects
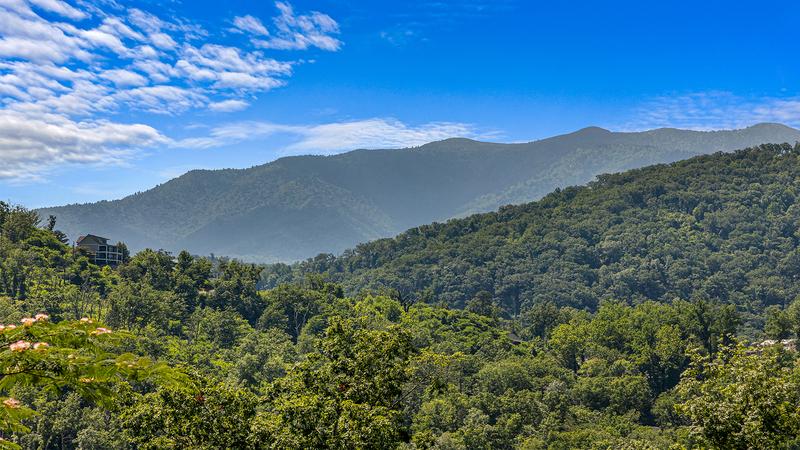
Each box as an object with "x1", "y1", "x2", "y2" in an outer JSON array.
[{"x1": 5, "y1": 144, "x2": 800, "y2": 447}]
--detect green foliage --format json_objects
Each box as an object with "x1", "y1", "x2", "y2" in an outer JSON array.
[
  {"x1": 257, "y1": 283, "x2": 326, "y2": 340},
  {"x1": 676, "y1": 344, "x2": 800, "y2": 449},
  {"x1": 256, "y1": 317, "x2": 416, "y2": 449},
  {"x1": 290, "y1": 144, "x2": 800, "y2": 330},
  {"x1": 11, "y1": 144, "x2": 800, "y2": 447},
  {"x1": 107, "y1": 280, "x2": 184, "y2": 331},
  {"x1": 0, "y1": 315, "x2": 184, "y2": 448},
  {"x1": 185, "y1": 307, "x2": 251, "y2": 348},
  {"x1": 120, "y1": 381, "x2": 258, "y2": 450},
  {"x1": 204, "y1": 260, "x2": 264, "y2": 324},
  {"x1": 764, "y1": 297, "x2": 800, "y2": 340},
  {"x1": 4, "y1": 320, "x2": 162, "y2": 391},
  {"x1": 119, "y1": 249, "x2": 175, "y2": 291},
  {"x1": 228, "y1": 328, "x2": 296, "y2": 389}
]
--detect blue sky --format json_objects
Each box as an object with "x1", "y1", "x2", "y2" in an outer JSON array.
[{"x1": 1, "y1": 0, "x2": 799, "y2": 207}]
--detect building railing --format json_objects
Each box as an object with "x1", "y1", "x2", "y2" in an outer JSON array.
[
  {"x1": 75, "y1": 240, "x2": 125, "y2": 266},
  {"x1": 90, "y1": 251, "x2": 123, "y2": 265}
]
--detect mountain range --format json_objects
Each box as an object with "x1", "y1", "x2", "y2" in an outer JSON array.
[{"x1": 38, "y1": 123, "x2": 800, "y2": 262}]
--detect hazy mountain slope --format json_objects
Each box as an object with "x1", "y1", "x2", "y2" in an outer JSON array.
[{"x1": 38, "y1": 123, "x2": 800, "y2": 261}]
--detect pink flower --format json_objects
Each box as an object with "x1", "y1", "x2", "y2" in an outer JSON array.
[
  {"x1": 80, "y1": 318, "x2": 92, "y2": 324},
  {"x1": 91, "y1": 327, "x2": 112, "y2": 335},
  {"x1": 20, "y1": 318, "x2": 35, "y2": 327},
  {"x1": 33, "y1": 342, "x2": 49, "y2": 350},
  {"x1": 9, "y1": 340, "x2": 31, "y2": 352},
  {"x1": 5, "y1": 325, "x2": 15, "y2": 331},
  {"x1": 34, "y1": 314, "x2": 49, "y2": 322},
  {"x1": 3, "y1": 398, "x2": 20, "y2": 409}
]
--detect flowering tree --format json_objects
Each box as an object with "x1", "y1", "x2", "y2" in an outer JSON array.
[{"x1": 0, "y1": 314, "x2": 183, "y2": 449}]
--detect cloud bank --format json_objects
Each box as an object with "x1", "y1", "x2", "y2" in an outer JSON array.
[
  {"x1": 0, "y1": 111, "x2": 165, "y2": 181},
  {"x1": 0, "y1": 0, "x2": 341, "y2": 180}
]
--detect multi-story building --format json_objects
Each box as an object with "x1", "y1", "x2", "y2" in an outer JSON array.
[{"x1": 75, "y1": 234, "x2": 123, "y2": 266}]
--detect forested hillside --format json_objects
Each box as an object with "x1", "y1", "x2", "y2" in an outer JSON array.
[
  {"x1": 6, "y1": 145, "x2": 800, "y2": 447},
  {"x1": 38, "y1": 123, "x2": 800, "y2": 262},
  {"x1": 263, "y1": 143, "x2": 800, "y2": 331}
]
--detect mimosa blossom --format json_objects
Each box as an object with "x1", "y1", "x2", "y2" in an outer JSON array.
[
  {"x1": 3, "y1": 398, "x2": 20, "y2": 409},
  {"x1": 33, "y1": 342, "x2": 49, "y2": 350},
  {"x1": 20, "y1": 318, "x2": 35, "y2": 327},
  {"x1": 80, "y1": 318, "x2": 92, "y2": 324},
  {"x1": 9, "y1": 341, "x2": 31, "y2": 352},
  {"x1": 34, "y1": 314, "x2": 49, "y2": 321},
  {"x1": 5, "y1": 325, "x2": 16, "y2": 331},
  {"x1": 91, "y1": 327, "x2": 112, "y2": 335}
]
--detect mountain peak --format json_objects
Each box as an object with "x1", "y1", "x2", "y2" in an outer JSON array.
[
  {"x1": 746, "y1": 122, "x2": 798, "y2": 132},
  {"x1": 421, "y1": 137, "x2": 480, "y2": 146},
  {"x1": 573, "y1": 126, "x2": 612, "y2": 136}
]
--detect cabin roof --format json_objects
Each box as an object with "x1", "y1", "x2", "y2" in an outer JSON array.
[{"x1": 76, "y1": 234, "x2": 109, "y2": 245}]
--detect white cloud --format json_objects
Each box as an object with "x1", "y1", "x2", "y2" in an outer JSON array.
[
  {"x1": 0, "y1": 110, "x2": 166, "y2": 181},
  {"x1": 149, "y1": 31, "x2": 176, "y2": 50},
  {"x1": 182, "y1": 43, "x2": 292, "y2": 75},
  {"x1": 97, "y1": 17, "x2": 145, "y2": 42},
  {"x1": 131, "y1": 58, "x2": 176, "y2": 83},
  {"x1": 99, "y1": 69, "x2": 148, "y2": 87},
  {"x1": 232, "y1": 15, "x2": 269, "y2": 36},
  {"x1": 214, "y1": 71, "x2": 285, "y2": 90},
  {"x1": 622, "y1": 91, "x2": 800, "y2": 131},
  {"x1": 254, "y1": 1, "x2": 341, "y2": 51},
  {"x1": 208, "y1": 99, "x2": 249, "y2": 112},
  {"x1": 114, "y1": 85, "x2": 207, "y2": 114},
  {"x1": 0, "y1": 1, "x2": 343, "y2": 180},
  {"x1": 0, "y1": 0, "x2": 35, "y2": 17},
  {"x1": 0, "y1": 36, "x2": 82, "y2": 62},
  {"x1": 179, "y1": 43, "x2": 291, "y2": 92},
  {"x1": 0, "y1": 7, "x2": 91, "y2": 62},
  {"x1": 176, "y1": 118, "x2": 494, "y2": 153},
  {"x1": 127, "y1": 8, "x2": 166, "y2": 34},
  {"x1": 27, "y1": 0, "x2": 86, "y2": 20}
]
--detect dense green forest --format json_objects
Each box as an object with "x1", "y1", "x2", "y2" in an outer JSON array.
[
  {"x1": 3, "y1": 144, "x2": 800, "y2": 448},
  {"x1": 38, "y1": 123, "x2": 800, "y2": 262},
  {"x1": 263, "y1": 142, "x2": 800, "y2": 334}
]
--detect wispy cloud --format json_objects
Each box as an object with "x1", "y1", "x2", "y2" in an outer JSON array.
[
  {"x1": 252, "y1": 1, "x2": 342, "y2": 51},
  {"x1": 208, "y1": 99, "x2": 250, "y2": 113},
  {"x1": 0, "y1": 0, "x2": 342, "y2": 181},
  {"x1": 379, "y1": 27, "x2": 423, "y2": 47},
  {"x1": 621, "y1": 91, "x2": 800, "y2": 131},
  {"x1": 175, "y1": 118, "x2": 497, "y2": 154},
  {"x1": 231, "y1": 15, "x2": 269, "y2": 36}
]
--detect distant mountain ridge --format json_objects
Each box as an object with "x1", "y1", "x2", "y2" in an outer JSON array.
[{"x1": 38, "y1": 123, "x2": 800, "y2": 262}]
